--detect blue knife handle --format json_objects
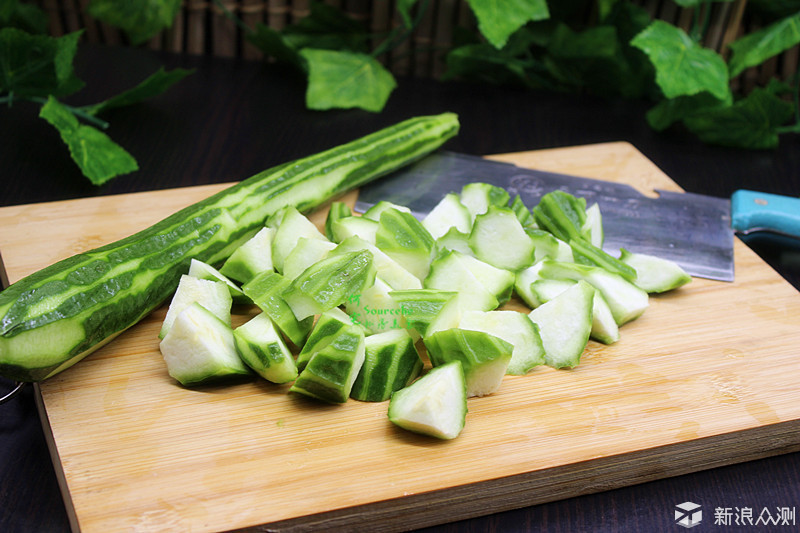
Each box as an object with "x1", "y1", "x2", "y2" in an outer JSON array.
[{"x1": 731, "y1": 190, "x2": 800, "y2": 238}]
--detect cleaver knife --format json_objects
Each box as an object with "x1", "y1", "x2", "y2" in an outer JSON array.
[{"x1": 355, "y1": 151, "x2": 800, "y2": 282}]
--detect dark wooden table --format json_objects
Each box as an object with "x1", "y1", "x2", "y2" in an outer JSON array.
[{"x1": 1, "y1": 44, "x2": 799, "y2": 532}]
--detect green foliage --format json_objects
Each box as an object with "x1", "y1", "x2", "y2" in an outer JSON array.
[
  {"x1": 0, "y1": 0, "x2": 48, "y2": 34},
  {"x1": 683, "y1": 85, "x2": 795, "y2": 149},
  {"x1": 466, "y1": 0, "x2": 549, "y2": 49},
  {"x1": 1, "y1": 2, "x2": 192, "y2": 185},
  {"x1": 87, "y1": 0, "x2": 181, "y2": 45},
  {"x1": 728, "y1": 12, "x2": 800, "y2": 77},
  {"x1": 240, "y1": 0, "x2": 800, "y2": 148},
  {"x1": 0, "y1": 28, "x2": 84, "y2": 99},
  {"x1": 4, "y1": 0, "x2": 800, "y2": 169},
  {"x1": 39, "y1": 96, "x2": 139, "y2": 185},
  {"x1": 246, "y1": 1, "x2": 392, "y2": 111},
  {"x1": 80, "y1": 67, "x2": 193, "y2": 115},
  {"x1": 301, "y1": 49, "x2": 396, "y2": 112},
  {"x1": 631, "y1": 20, "x2": 731, "y2": 101}
]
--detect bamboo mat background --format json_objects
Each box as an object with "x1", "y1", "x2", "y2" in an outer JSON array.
[{"x1": 34, "y1": 0, "x2": 798, "y2": 89}]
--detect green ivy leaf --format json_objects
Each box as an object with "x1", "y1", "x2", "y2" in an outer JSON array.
[
  {"x1": 683, "y1": 87, "x2": 795, "y2": 149},
  {"x1": 39, "y1": 96, "x2": 138, "y2": 185},
  {"x1": 545, "y1": 23, "x2": 648, "y2": 97},
  {"x1": 444, "y1": 42, "x2": 535, "y2": 87},
  {"x1": 631, "y1": 19, "x2": 730, "y2": 101},
  {"x1": 444, "y1": 28, "x2": 547, "y2": 87},
  {"x1": 728, "y1": 12, "x2": 800, "y2": 78},
  {"x1": 0, "y1": 27, "x2": 84, "y2": 99},
  {"x1": 0, "y1": 0, "x2": 49, "y2": 34},
  {"x1": 645, "y1": 92, "x2": 730, "y2": 131},
  {"x1": 87, "y1": 0, "x2": 181, "y2": 45},
  {"x1": 465, "y1": 0, "x2": 550, "y2": 49},
  {"x1": 300, "y1": 48, "x2": 396, "y2": 112},
  {"x1": 81, "y1": 67, "x2": 193, "y2": 115}
]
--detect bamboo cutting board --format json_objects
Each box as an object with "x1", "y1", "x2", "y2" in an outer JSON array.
[{"x1": 2, "y1": 142, "x2": 800, "y2": 533}]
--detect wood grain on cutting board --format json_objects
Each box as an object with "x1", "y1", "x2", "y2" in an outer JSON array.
[{"x1": 1, "y1": 142, "x2": 799, "y2": 533}]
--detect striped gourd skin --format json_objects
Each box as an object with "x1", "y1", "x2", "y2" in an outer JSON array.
[
  {"x1": 290, "y1": 326, "x2": 365, "y2": 404},
  {"x1": 241, "y1": 271, "x2": 314, "y2": 348},
  {"x1": 387, "y1": 289, "x2": 457, "y2": 336},
  {"x1": 295, "y1": 311, "x2": 350, "y2": 372},
  {"x1": 424, "y1": 328, "x2": 513, "y2": 369},
  {"x1": 0, "y1": 113, "x2": 459, "y2": 382},
  {"x1": 284, "y1": 250, "x2": 376, "y2": 320},
  {"x1": 350, "y1": 331, "x2": 423, "y2": 402}
]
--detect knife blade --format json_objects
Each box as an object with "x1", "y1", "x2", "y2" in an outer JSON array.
[{"x1": 354, "y1": 151, "x2": 799, "y2": 282}]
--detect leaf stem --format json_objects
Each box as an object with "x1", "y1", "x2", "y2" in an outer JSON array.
[
  {"x1": 25, "y1": 96, "x2": 111, "y2": 129},
  {"x1": 690, "y1": 0, "x2": 713, "y2": 44},
  {"x1": 372, "y1": 0, "x2": 431, "y2": 59}
]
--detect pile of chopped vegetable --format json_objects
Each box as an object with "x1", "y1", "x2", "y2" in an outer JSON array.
[{"x1": 159, "y1": 182, "x2": 691, "y2": 440}]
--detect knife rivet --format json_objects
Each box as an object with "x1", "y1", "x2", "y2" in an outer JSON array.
[{"x1": 754, "y1": 198, "x2": 768, "y2": 206}]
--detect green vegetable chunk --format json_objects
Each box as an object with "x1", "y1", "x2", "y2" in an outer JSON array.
[
  {"x1": 219, "y1": 227, "x2": 276, "y2": 284},
  {"x1": 424, "y1": 250, "x2": 500, "y2": 312},
  {"x1": 350, "y1": 329, "x2": 423, "y2": 402},
  {"x1": 0, "y1": 112, "x2": 459, "y2": 382},
  {"x1": 538, "y1": 259, "x2": 649, "y2": 326},
  {"x1": 469, "y1": 206, "x2": 535, "y2": 271},
  {"x1": 532, "y1": 190, "x2": 587, "y2": 243},
  {"x1": 283, "y1": 249, "x2": 376, "y2": 321},
  {"x1": 435, "y1": 227, "x2": 473, "y2": 257},
  {"x1": 295, "y1": 308, "x2": 354, "y2": 372},
  {"x1": 581, "y1": 203, "x2": 604, "y2": 247},
  {"x1": 289, "y1": 324, "x2": 366, "y2": 403},
  {"x1": 324, "y1": 201, "x2": 352, "y2": 241},
  {"x1": 159, "y1": 302, "x2": 251, "y2": 386},
  {"x1": 330, "y1": 215, "x2": 379, "y2": 244},
  {"x1": 363, "y1": 200, "x2": 412, "y2": 221},
  {"x1": 233, "y1": 312, "x2": 298, "y2": 384},
  {"x1": 271, "y1": 207, "x2": 328, "y2": 274},
  {"x1": 423, "y1": 193, "x2": 472, "y2": 239},
  {"x1": 332, "y1": 236, "x2": 421, "y2": 291},
  {"x1": 424, "y1": 328, "x2": 512, "y2": 397},
  {"x1": 458, "y1": 310, "x2": 545, "y2": 375},
  {"x1": 282, "y1": 237, "x2": 337, "y2": 280},
  {"x1": 459, "y1": 182, "x2": 510, "y2": 221},
  {"x1": 510, "y1": 195, "x2": 535, "y2": 227},
  {"x1": 187, "y1": 258, "x2": 249, "y2": 304},
  {"x1": 529, "y1": 279, "x2": 620, "y2": 345},
  {"x1": 525, "y1": 228, "x2": 574, "y2": 263},
  {"x1": 345, "y1": 277, "x2": 409, "y2": 335},
  {"x1": 388, "y1": 360, "x2": 467, "y2": 440},
  {"x1": 159, "y1": 275, "x2": 232, "y2": 340},
  {"x1": 528, "y1": 280, "x2": 595, "y2": 369},
  {"x1": 375, "y1": 208, "x2": 436, "y2": 280},
  {"x1": 242, "y1": 271, "x2": 313, "y2": 349},
  {"x1": 618, "y1": 248, "x2": 692, "y2": 293},
  {"x1": 388, "y1": 288, "x2": 460, "y2": 338}
]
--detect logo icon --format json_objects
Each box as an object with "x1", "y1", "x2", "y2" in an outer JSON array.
[{"x1": 675, "y1": 502, "x2": 702, "y2": 528}]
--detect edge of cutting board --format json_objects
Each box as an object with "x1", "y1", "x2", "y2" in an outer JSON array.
[{"x1": 2, "y1": 141, "x2": 798, "y2": 533}]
